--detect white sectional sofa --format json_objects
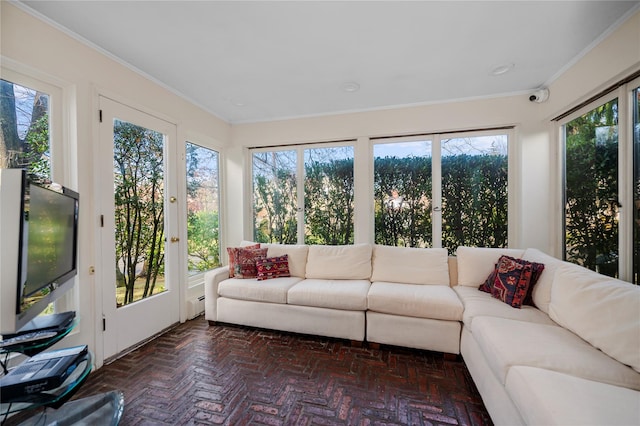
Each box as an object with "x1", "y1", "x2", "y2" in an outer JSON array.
[
  {"x1": 204, "y1": 242, "x2": 640, "y2": 425},
  {"x1": 205, "y1": 242, "x2": 463, "y2": 353},
  {"x1": 454, "y1": 246, "x2": 640, "y2": 425}
]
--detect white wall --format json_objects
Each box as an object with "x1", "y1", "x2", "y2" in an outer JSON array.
[
  {"x1": 230, "y1": 10, "x2": 640, "y2": 254},
  {"x1": 1, "y1": 3, "x2": 230, "y2": 364}
]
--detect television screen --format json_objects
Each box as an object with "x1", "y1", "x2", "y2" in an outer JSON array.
[
  {"x1": 0, "y1": 169, "x2": 79, "y2": 335},
  {"x1": 22, "y1": 184, "x2": 78, "y2": 299},
  {"x1": 17, "y1": 180, "x2": 79, "y2": 317}
]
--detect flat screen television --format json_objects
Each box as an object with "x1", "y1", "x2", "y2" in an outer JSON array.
[{"x1": 0, "y1": 169, "x2": 79, "y2": 335}]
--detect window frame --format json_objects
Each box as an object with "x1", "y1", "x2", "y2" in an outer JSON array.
[
  {"x1": 179, "y1": 132, "x2": 224, "y2": 293},
  {"x1": 1, "y1": 65, "x2": 66, "y2": 184},
  {"x1": 184, "y1": 141, "x2": 221, "y2": 287},
  {"x1": 371, "y1": 128, "x2": 517, "y2": 250},
  {"x1": 556, "y1": 80, "x2": 637, "y2": 282},
  {"x1": 248, "y1": 140, "x2": 357, "y2": 245}
]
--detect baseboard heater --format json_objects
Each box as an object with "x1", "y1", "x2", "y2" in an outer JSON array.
[{"x1": 187, "y1": 295, "x2": 205, "y2": 320}]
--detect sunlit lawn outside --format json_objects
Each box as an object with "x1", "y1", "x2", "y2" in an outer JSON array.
[{"x1": 116, "y1": 277, "x2": 166, "y2": 306}]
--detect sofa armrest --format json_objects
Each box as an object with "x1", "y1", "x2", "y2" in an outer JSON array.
[{"x1": 204, "y1": 266, "x2": 230, "y2": 322}]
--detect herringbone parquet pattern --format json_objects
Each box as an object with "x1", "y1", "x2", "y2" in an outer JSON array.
[{"x1": 22, "y1": 317, "x2": 493, "y2": 425}]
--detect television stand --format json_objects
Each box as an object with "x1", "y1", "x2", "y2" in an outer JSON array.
[
  {"x1": 0, "y1": 322, "x2": 124, "y2": 425},
  {"x1": 7, "y1": 311, "x2": 76, "y2": 338},
  {"x1": 0, "y1": 316, "x2": 78, "y2": 371}
]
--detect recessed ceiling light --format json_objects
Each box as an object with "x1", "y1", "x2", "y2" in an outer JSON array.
[
  {"x1": 341, "y1": 81, "x2": 360, "y2": 93},
  {"x1": 490, "y1": 63, "x2": 515, "y2": 76}
]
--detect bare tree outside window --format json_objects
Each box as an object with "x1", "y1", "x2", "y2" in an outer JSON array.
[{"x1": 0, "y1": 79, "x2": 50, "y2": 182}]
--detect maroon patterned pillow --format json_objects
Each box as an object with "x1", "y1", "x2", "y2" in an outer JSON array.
[
  {"x1": 485, "y1": 255, "x2": 545, "y2": 308},
  {"x1": 256, "y1": 255, "x2": 291, "y2": 281},
  {"x1": 233, "y1": 247, "x2": 268, "y2": 279},
  {"x1": 227, "y1": 244, "x2": 260, "y2": 278}
]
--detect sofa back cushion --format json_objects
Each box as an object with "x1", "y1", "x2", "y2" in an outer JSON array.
[
  {"x1": 371, "y1": 245, "x2": 449, "y2": 285},
  {"x1": 521, "y1": 248, "x2": 565, "y2": 314},
  {"x1": 455, "y1": 246, "x2": 525, "y2": 287},
  {"x1": 305, "y1": 244, "x2": 372, "y2": 280},
  {"x1": 262, "y1": 243, "x2": 309, "y2": 278},
  {"x1": 549, "y1": 263, "x2": 640, "y2": 373}
]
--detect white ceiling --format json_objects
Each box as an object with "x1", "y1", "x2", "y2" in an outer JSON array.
[{"x1": 18, "y1": 1, "x2": 640, "y2": 124}]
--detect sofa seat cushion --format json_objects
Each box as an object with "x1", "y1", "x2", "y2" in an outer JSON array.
[
  {"x1": 287, "y1": 279, "x2": 370, "y2": 310},
  {"x1": 506, "y1": 366, "x2": 640, "y2": 426},
  {"x1": 471, "y1": 316, "x2": 640, "y2": 390},
  {"x1": 368, "y1": 282, "x2": 463, "y2": 321},
  {"x1": 454, "y1": 286, "x2": 557, "y2": 330},
  {"x1": 218, "y1": 276, "x2": 303, "y2": 304},
  {"x1": 370, "y1": 245, "x2": 449, "y2": 285},
  {"x1": 549, "y1": 263, "x2": 640, "y2": 373}
]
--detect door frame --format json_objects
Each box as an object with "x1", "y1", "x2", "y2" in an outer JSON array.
[{"x1": 97, "y1": 95, "x2": 182, "y2": 362}]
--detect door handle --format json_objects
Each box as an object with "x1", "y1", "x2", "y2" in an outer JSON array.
[{"x1": 170, "y1": 237, "x2": 180, "y2": 243}]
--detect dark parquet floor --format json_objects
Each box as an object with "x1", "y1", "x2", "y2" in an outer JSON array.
[{"x1": 14, "y1": 317, "x2": 493, "y2": 425}]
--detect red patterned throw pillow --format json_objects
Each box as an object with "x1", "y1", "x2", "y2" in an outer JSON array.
[
  {"x1": 256, "y1": 255, "x2": 291, "y2": 281},
  {"x1": 479, "y1": 255, "x2": 545, "y2": 308},
  {"x1": 233, "y1": 247, "x2": 268, "y2": 279},
  {"x1": 227, "y1": 244, "x2": 260, "y2": 278},
  {"x1": 479, "y1": 264, "x2": 498, "y2": 293}
]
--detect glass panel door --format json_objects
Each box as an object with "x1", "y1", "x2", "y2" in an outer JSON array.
[
  {"x1": 99, "y1": 97, "x2": 179, "y2": 359},
  {"x1": 113, "y1": 119, "x2": 167, "y2": 306},
  {"x1": 563, "y1": 98, "x2": 619, "y2": 276}
]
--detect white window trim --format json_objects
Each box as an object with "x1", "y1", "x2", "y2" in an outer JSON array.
[
  {"x1": 247, "y1": 140, "x2": 357, "y2": 245},
  {"x1": 370, "y1": 128, "x2": 517, "y2": 249},
  {"x1": 556, "y1": 87, "x2": 634, "y2": 281}
]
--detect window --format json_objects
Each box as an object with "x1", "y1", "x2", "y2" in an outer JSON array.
[
  {"x1": 0, "y1": 78, "x2": 51, "y2": 182},
  {"x1": 559, "y1": 74, "x2": 640, "y2": 284},
  {"x1": 372, "y1": 132, "x2": 510, "y2": 253},
  {"x1": 563, "y1": 98, "x2": 619, "y2": 276},
  {"x1": 251, "y1": 144, "x2": 354, "y2": 245},
  {"x1": 441, "y1": 135, "x2": 508, "y2": 253},
  {"x1": 304, "y1": 146, "x2": 354, "y2": 244},
  {"x1": 373, "y1": 140, "x2": 433, "y2": 247},
  {"x1": 186, "y1": 142, "x2": 221, "y2": 276},
  {"x1": 252, "y1": 149, "x2": 298, "y2": 244}
]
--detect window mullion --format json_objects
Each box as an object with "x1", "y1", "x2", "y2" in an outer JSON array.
[
  {"x1": 432, "y1": 135, "x2": 443, "y2": 249},
  {"x1": 296, "y1": 147, "x2": 305, "y2": 244}
]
